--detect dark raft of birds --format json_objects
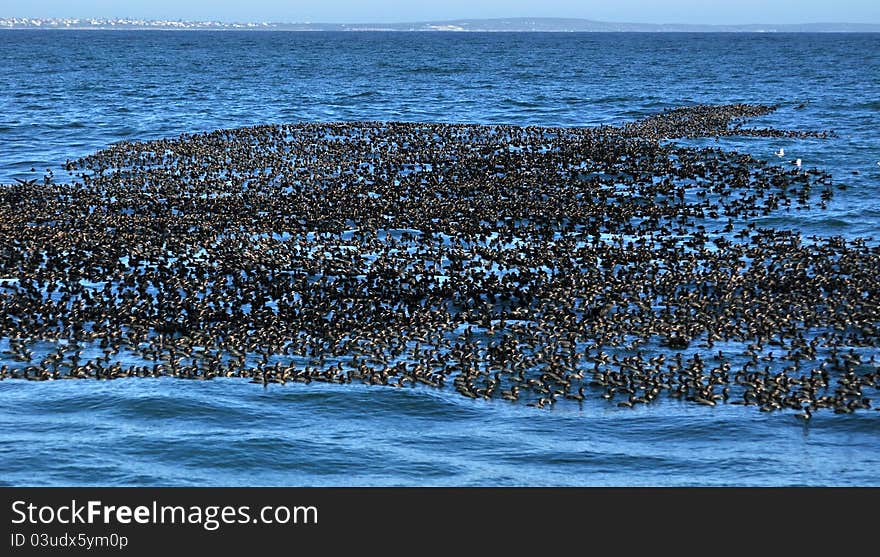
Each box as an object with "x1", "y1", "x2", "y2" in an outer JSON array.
[{"x1": 1, "y1": 104, "x2": 878, "y2": 419}]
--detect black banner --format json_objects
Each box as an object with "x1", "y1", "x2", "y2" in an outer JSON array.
[{"x1": 1, "y1": 488, "x2": 876, "y2": 554}]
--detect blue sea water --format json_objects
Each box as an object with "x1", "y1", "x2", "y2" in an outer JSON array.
[{"x1": 0, "y1": 31, "x2": 879, "y2": 486}]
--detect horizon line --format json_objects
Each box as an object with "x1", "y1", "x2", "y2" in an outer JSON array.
[{"x1": 2, "y1": 16, "x2": 880, "y2": 29}]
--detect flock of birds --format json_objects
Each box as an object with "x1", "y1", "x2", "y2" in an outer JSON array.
[{"x1": 1, "y1": 103, "x2": 878, "y2": 420}]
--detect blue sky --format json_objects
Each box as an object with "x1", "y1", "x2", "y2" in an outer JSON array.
[{"x1": 4, "y1": 0, "x2": 879, "y2": 24}]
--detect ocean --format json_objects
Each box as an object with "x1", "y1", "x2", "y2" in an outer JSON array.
[{"x1": 0, "y1": 30, "x2": 878, "y2": 486}]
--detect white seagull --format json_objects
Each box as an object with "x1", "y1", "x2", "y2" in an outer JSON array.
[
  {"x1": 775, "y1": 148, "x2": 785, "y2": 157},
  {"x1": 795, "y1": 158, "x2": 802, "y2": 168}
]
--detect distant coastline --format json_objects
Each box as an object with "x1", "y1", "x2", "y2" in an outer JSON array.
[{"x1": 2, "y1": 16, "x2": 880, "y2": 32}]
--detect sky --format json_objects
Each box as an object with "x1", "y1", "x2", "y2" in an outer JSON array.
[{"x1": 3, "y1": 0, "x2": 879, "y2": 25}]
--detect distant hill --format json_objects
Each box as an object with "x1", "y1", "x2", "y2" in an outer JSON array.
[
  {"x1": 356, "y1": 18, "x2": 880, "y2": 33},
  {"x1": 2, "y1": 16, "x2": 880, "y2": 32}
]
